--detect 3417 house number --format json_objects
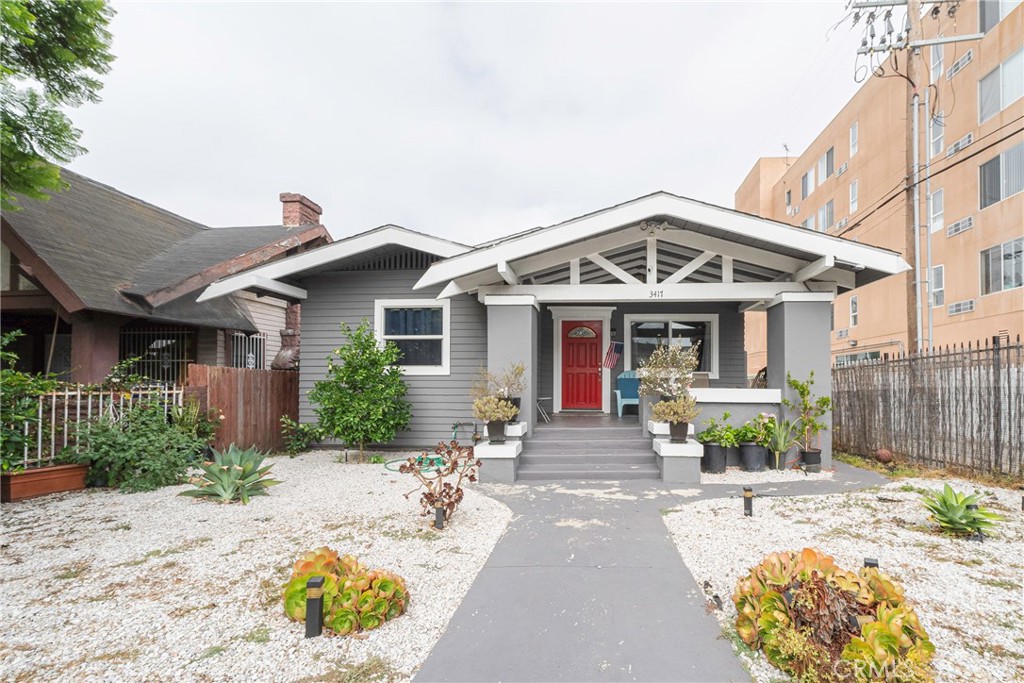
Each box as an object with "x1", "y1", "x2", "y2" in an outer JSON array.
[{"x1": 649, "y1": 290, "x2": 665, "y2": 298}]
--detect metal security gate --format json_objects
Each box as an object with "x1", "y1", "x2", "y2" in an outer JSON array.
[
  {"x1": 119, "y1": 324, "x2": 195, "y2": 384},
  {"x1": 230, "y1": 332, "x2": 267, "y2": 369}
]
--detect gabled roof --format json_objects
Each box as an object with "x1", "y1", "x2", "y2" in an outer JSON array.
[
  {"x1": 198, "y1": 225, "x2": 469, "y2": 302},
  {"x1": 415, "y1": 191, "x2": 908, "y2": 293},
  {"x1": 2, "y1": 169, "x2": 328, "y2": 327}
]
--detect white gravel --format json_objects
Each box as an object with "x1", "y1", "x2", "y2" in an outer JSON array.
[
  {"x1": 0, "y1": 450, "x2": 512, "y2": 682},
  {"x1": 700, "y1": 467, "x2": 834, "y2": 485},
  {"x1": 663, "y1": 477, "x2": 1024, "y2": 683}
]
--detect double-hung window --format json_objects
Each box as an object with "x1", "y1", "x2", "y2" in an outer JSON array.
[
  {"x1": 802, "y1": 215, "x2": 815, "y2": 231},
  {"x1": 980, "y1": 237, "x2": 1024, "y2": 295},
  {"x1": 818, "y1": 200, "x2": 834, "y2": 231},
  {"x1": 801, "y1": 171, "x2": 812, "y2": 200},
  {"x1": 374, "y1": 299, "x2": 450, "y2": 374},
  {"x1": 930, "y1": 44, "x2": 944, "y2": 84},
  {"x1": 979, "y1": 48, "x2": 1023, "y2": 123},
  {"x1": 849, "y1": 296, "x2": 859, "y2": 327},
  {"x1": 849, "y1": 180, "x2": 859, "y2": 213},
  {"x1": 931, "y1": 265, "x2": 945, "y2": 307},
  {"x1": 623, "y1": 314, "x2": 718, "y2": 378},
  {"x1": 816, "y1": 147, "x2": 835, "y2": 185},
  {"x1": 849, "y1": 121, "x2": 859, "y2": 157},
  {"x1": 929, "y1": 189, "x2": 944, "y2": 233},
  {"x1": 980, "y1": 0, "x2": 1022, "y2": 33},
  {"x1": 980, "y1": 141, "x2": 1024, "y2": 209},
  {"x1": 930, "y1": 112, "x2": 944, "y2": 157}
]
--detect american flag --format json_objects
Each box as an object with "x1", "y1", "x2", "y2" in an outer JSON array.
[{"x1": 602, "y1": 342, "x2": 624, "y2": 368}]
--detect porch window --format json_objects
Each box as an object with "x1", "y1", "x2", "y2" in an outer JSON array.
[
  {"x1": 624, "y1": 314, "x2": 718, "y2": 378},
  {"x1": 374, "y1": 299, "x2": 450, "y2": 375},
  {"x1": 119, "y1": 324, "x2": 195, "y2": 385}
]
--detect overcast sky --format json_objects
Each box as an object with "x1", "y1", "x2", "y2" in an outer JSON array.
[{"x1": 68, "y1": 1, "x2": 873, "y2": 244}]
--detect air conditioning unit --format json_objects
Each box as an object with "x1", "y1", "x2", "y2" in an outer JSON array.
[
  {"x1": 946, "y1": 50, "x2": 973, "y2": 80},
  {"x1": 946, "y1": 215, "x2": 974, "y2": 237},
  {"x1": 836, "y1": 329, "x2": 849, "y2": 339},
  {"x1": 946, "y1": 132, "x2": 974, "y2": 157},
  {"x1": 947, "y1": 299, "x2": 976, "y2": 315},
  {"x1": 836, "y1": 217, "x2": 849, "y2": 229}
]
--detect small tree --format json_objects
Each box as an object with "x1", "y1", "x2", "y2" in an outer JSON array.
[{"x1": 309, "y1": 320, "x2": 412, "y2": 461}]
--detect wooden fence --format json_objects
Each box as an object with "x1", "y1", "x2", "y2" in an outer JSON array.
[
  {"x1": 833, "y1": 336, "x2": 1023, "y2": 477},
  {"x1": 187, "y1": 365, "x2": 298, "y2": 453}
]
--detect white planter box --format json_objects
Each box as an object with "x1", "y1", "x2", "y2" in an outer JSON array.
[
  {"x1": 653, "y1": 438, "x2": 703, "y2": 458},
  {"x1": 483, "y1": 421, "x2": 528, "y2": 439},
  {"x1": 647, "y1": 420, "x2": 695, "y2": 437},
  {"x1": 473, "y1": 441, "x2": 522, "y2": 459}
]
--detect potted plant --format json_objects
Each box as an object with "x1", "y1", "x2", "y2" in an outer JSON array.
[
  {"x1": 472, "y1": 396, "x2": 519, "y2": 444},
  {"x1": 765, "y1": 418, "x2": 798, "y2": 470},
  {"x1": 736, "y1": 413, "x2": 772, "y2": 472},
  {"x1": 638, "y1": 343, "x2": 701, "y2": 400},
  {"x1": 696, "y1": 412, "x2": 731, "y2": 474},
  {"x1": 651, "y1": 395, "x2": 700, "y2": 443},
  {"x1": 470, "y1": 363, "x2": 527, "y2": 420},
  {"x1": 782, "y1": 371, "x2": 832, "y2": 473}
]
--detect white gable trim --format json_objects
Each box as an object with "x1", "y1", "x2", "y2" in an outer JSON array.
[
  {"x1": 199, "y1": 226, "x2": 469, "y2": 303},
  {"x1": 415, "y1": 192, "x2": 908, "y2": 290}
]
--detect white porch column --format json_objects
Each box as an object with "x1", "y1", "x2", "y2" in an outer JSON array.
[
  {"x1": 485, "y1": 295, "x2": 539, "y2": 437},
  {"x1": 766, "y1": 293, "x2": 835, "y2": 468}
]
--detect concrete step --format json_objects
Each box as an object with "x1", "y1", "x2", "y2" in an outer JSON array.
[
  {"x1": 523, "y1": 438, "x2": 652, "y2": 453},
  {"x1": 516, "y1": 462, "x2": 661, "y2": 481},
  {"x1": 520, "y1": 452, "x2": 657, "y2": 466},
  {"x1": 531, "y1": 427, "x2": 643, "y2": 440}
]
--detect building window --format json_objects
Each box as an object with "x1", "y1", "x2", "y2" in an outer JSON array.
[
  {"x1": 785, "y1": 189, "x2": 791, "y2": 207},
  {"x1": 849, "y1": 296, "x2": 859, "y2": 327},
  {"x1": 119, "y1": 324, "x2": 195, "y2": 385},
  {"x1": 930, "y1": 43, "x2": 944, "y2": 83},
  {"x1": 374, "y1": 299, "x2": 450, "y2": 375},
  {"x1": 849, "y1": 180, "x2": 859, "y2": 214},
  {"x1": 623, "y1": 314, "x2": 718, "y2": 378},
  {"x1": 929, "y1": 189, "x2": 944, "y2": 233},
  {"x1": 980, "y1": 141, "x2": 1024, "y2": 209},
  {"x1": 930, "y1": 112, "x2": 944, "y2": 157},
  {"x1": 980, "y1": 0, "x2": 1022, "y2": 33},
  {"x1": 849, "y1": 121, "x2": 858, "y2": 157},
  {"x1": 835, "y1": 351, "x2": 881, "y2": 367},
  {"x1": 230, "y1": 332, "x2": 267, "y2": 369},
  {"x1": 818, "y1": 200, "x2": 834, "y2": 231},
  {"x1": 931, "y1": 265, "x2": 945, "y2": 307},
  {"x1": 980, "y1": 237, "x2": 1024, "y2": 295},
  {"x1": 801, "y1": 171, "x2": 812, "y2": 200},
  {"x1": 979, "y1": 48, "x2": 1023, "y2": 123},
  {"x1": 802, "y1": 215, "x2": 815, "y2": 231},
  {"x1": 1, "y1": 243, "x2": 39, "y2": 292},
  {"x1": 816, "y1": 147, "x2": 835, "y2": 185}
]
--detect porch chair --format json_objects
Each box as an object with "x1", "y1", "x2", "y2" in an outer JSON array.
[
  {"x1": 691, "y1": 372, "x2": 711, "y2": 388},
  {"x1": 614, "y1": 371, "x2": 640, "y2": 417}
]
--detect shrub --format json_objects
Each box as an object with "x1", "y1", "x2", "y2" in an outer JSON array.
[
  {"x1": 399, "y1": 441, "x2": 481, "y2": 524},
  {"x1": 471, "y1": 396, "x2": 518, "y2": 423},
  {"x1": 282, "y1": 548, "x2": 409, "y2": 636},
  {"x1": 637, "y1": 343, "x2": 701, "y2": 397},
  {"x1": 73, "y1": 401, "x2": 202, "y2": 492},
  {"x1": 651, "y1": 395, "x2": 699, "y2": 424},
  {"x1": 180, "y1": 443, "x2": 281, "y2": 504},
  {"x1": 309, "y1": 320, "x2": 412, "y2": 461},
  {"x1": 921, "y1": 484, "x2": 1002, "y2": 536},
  {"x1": 732, "y1": 548, "x2": 934, "y2": 683},
  {"x1": 470, "y1": 362, "x2": 527, "y2": 401},
  {"x1": 783, "y1": 371, "x2": 832, "y2": 452},
  {"x1": 170, "y1": 397, "x2": 221, "y2": 456},
  {"x1": 279, "y1": 415, "x2": 325, "y2": 455},
  {"x1": 1, "y1": 330, "x2": 58, "y2": 472},
  {"x1": 696, "y1": 412, "x2": 739, "y2": 447}
]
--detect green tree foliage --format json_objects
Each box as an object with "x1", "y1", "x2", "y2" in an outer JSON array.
[
  {"x1": 1, "y1": 0, "x2": 115, "y2": 210},
  {"x1": 309, "y1": 320, "x2": 412, "y2": 460}
]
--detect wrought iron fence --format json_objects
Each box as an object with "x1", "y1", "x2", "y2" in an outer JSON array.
[
  {"x1": 15, "y1": 385, "x2": 184, "y2": 469},
  {"x1": 119, "y1": 325, "x2": 195, "y2": 384},
  {"x1": 230, "y1": 332, "x2": 267, "y2": 370}
]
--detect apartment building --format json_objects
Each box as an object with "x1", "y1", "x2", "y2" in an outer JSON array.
[{"x1": 736, "y1": 0, "x2": 1023, "y2": 374}]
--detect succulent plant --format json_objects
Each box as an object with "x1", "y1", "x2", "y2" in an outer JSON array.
[
  {"x1": 281, "y1": 548, "x2": 408, "y2": 637},
  {"x1": 180, "y1": 443, "x2": 281, "y2": 504},
  {"x1": 921, "y1": 484, "x2": 1003, "y2": 536}
]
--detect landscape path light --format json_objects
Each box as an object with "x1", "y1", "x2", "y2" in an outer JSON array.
[{"x1": 305, "y1": 576, "x2": 324, "y2": 638}]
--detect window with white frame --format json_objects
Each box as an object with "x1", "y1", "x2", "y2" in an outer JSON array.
[
  {"x1": 979, "y1": 48, "x2": 1023, "y2": 123},
  {"x1": 801, "y1": 171, "x2": 812, "y2": 200},
  {"x1": 802, "y1": 215, "x2": 815, "y2": 231},
  {"x1": 849, "y1": 296, "x2": 859, "y2": 327},
  {"x1": 929, "y1": 189, "x2": 944, "y2": 233},
  {"x1": 849, "y1": 121, "x2": 859, "y2": 157},
  {"x1": 931, "y1": 265, "x2": 945, "y2": 307},
  {"x1": 816, "y1": 147, "x2": 835, "y2": 185},
  {"x1": 930, "y1": 43, "x2": 944, "y2": 84},
  {"x1": 623, "y1": 314, "x2": 718, "y2": 378},
  {"x1": 980, "y1": 0, "x2": 1022, "y2": 33},
  {"x1": 930, "y1": 112, "x2": 944, "y2": 157},
  {"x1": 785, "y1": 189, "x2": 791, "y2": 207},
  {"x1": 818, "y1": 200, "x2": 834, "y2": 231},
  {"x1": 980, "y1": 237, "x2": 1024, "y2": 295},
  {"x1": 849, "y1": 179, "x2": 859, "y2": 213},
  {"x1": 374, "y1": 299, "x2": 450, "y2": 374},
  {"x1": 980, "y1": 141, "x2": 1024, "y2": 209}
]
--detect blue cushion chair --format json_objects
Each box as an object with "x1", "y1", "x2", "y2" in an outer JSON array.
[{"x1": 614, "y1": 371, "x2": 640, "y2": 417}]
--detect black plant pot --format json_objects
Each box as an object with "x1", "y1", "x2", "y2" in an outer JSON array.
[
  {"x1": 702, "y1": 443, "x2": 726, "y2": 473},
  {"x1": 669, "y1": 421, "x2": 688, "y2": 443},
  {"x1": 487, "y1": 420, "x2": 507, "y2": 444},
  {"x1": 725, "y1": 446, "x2": 741, "y2": 468},
  {"x1": 770, "y1": 451, "x2": 787, "y2": 470},
  {"x1": 801, "y1": 449, "x2": 822, "y2": 473},
  {"x1": 740, "y1": 443, "x2": 767, "y2": 472},
  {"x1": 508, "y1": 397, "x2": 521, "y2": 417}
]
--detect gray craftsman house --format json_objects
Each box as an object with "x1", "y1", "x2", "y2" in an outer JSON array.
[{"x1": 200, "y1": 192, "x2": 908, "y2": 482}]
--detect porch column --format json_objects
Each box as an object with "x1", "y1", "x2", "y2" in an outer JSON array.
[
  {"x1": 766, "y1": 293, "x2": 835, "y2": 468},
  {"x1": 485, "y1": 295, "x2": 538, "y2": 437},
  {"x1": 69, "y1": 312, "x2": 123, "y2": 385}
]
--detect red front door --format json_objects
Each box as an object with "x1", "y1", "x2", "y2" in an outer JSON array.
[{"x1": 561, "y1": 320, "x2": 602, "y2": 410}]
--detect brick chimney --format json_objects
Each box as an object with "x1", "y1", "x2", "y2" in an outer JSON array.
[{"x1": 280, "y1": 193, "x2": 322, "y2": 227}]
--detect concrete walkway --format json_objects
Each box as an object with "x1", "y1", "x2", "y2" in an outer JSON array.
[{"x1": 414, "y1": 463, "x2": 887, "y2": 683}]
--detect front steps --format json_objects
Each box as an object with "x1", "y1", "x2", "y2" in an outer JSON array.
[{"x1": 517, "y1": 422, "x2": 659, "y2": 481}]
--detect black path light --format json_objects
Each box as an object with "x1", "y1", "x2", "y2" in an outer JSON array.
[
  {"x1": 435, "y1": 504, "x2": 445, "y2": 530},
  {"x1": 743, "y1": 487, "x2": 753, "y2": 517},
  {"x1": 966, "y1": 504, "x2": 985, "y2": 542},
  {"x1": 305, "y1": 576, "x2": 325, "y2": 638},
  {"x1": 864, "y1": 558, "x2": 879, "y2": 569}
]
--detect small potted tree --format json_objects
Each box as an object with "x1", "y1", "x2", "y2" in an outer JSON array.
[
  {"x1": 472, "y1": 396, "x2": 519, "y2": 444},
  {"x1": 651, "y1": 395, "x2": 700, "y2": 443},
  {"x1": 782, "y1": 371, "x2": 832, "y2": 473}
]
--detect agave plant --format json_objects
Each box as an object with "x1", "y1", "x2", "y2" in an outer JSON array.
[
  {"x1": 921, "y1": 484, "x2": 1003, "y2": 536},
  {"x1": 180, "y1": 443, "x2": 281, "y2": 504}
]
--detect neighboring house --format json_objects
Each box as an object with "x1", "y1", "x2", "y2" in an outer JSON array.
[
  {"x1": 200, "y1": 191, "x2": 908, "y2": 476},
  {"x1": 0, "y1": 169, "x2": 330, "y2": 383},
  {"x1": 737, "y1": 2, "x2": 1023, "y2": 374}
]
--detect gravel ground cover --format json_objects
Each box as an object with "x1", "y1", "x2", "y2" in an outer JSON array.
[
  {"x1": 0, "y1": 450, "x2": 511, "y2": 683},
  {"x1": 700, "y1": 467, "x2": 833, "y2": 486},
  {"x1": 664, "y1": 477, "x2": 1024, "y2": 683}
]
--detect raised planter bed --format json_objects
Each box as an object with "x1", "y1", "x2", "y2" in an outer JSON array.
[{"x1": 1, "y1": 463, "x2": 89, "y2": 503}]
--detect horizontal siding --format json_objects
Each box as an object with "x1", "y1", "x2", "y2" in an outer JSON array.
[
  {"x1": 298, "y1": 269, "x2": 487, "y2": 448},
  {"x1": 237, "y1": 292, "x2": 287, "y2": 367},
  {"x1": 538, "y1": 303, "x2": 748, "y2": 410}
]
